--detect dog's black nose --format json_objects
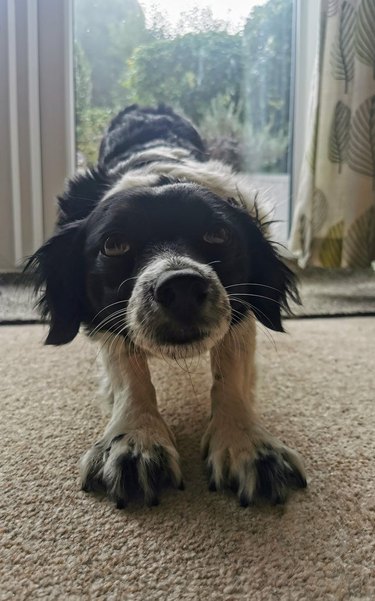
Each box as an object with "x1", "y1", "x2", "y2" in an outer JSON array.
[{"x1": 154, "y1": 269, "x2": 209, "y2": 318}]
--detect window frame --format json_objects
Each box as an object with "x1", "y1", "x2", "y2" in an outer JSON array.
[{"x1": 291, "y1": 0, "x2": 321, "y2": 226}]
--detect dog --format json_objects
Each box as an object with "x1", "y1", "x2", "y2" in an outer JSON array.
[{"x1": 28, "y1": 104, "x2": 306, "y2": 508}]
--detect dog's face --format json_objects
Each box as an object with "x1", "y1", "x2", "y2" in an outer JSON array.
[
  {"x1": 84, "y1": 183, "x2": 252, "y2": 358},
  {"x1": 30, "y1": 178, "x2": 297, "y2": 355}
]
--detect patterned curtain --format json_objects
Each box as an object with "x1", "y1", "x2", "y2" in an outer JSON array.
[{"x1": 290, "y1": 0, "x2": 375, "y2": 268}]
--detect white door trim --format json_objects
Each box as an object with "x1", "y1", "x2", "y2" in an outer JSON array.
[{"x1": 7, "y1": 0, "x2": 23, "y2": 266}]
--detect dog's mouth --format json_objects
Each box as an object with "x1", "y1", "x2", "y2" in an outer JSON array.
[
  {"x1": 127, "y1": 305, "x2": 231, "y2": 358},
  {"x1": 153, "y1": 325, "x2": 207, "y2": 346},
  {"x1": 125, "y1": 256, "x2": 231, "y2": 358}
]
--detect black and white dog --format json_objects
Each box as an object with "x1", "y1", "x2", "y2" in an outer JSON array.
[{"x1": 29, "y1": 105, "x2": 306, "y2": 507}]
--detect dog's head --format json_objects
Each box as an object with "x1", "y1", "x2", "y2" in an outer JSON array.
[{"x1": 28, "y1": 175, "x2": 298, "y2": 358}]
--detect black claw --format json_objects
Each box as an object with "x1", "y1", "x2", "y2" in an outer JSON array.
[
  {"x1": 148, "y1": 495, "x2": 160, "y2": 507},
  {"x1": 281, "y1": 453, "x2": 308, "y2": 490},
  {"x1": 116, "y1": 498, "x2": 127, "y2": 510},
  {"x1": 287, "y1": 474, "x2": 307, "y2": 490},
  {"x1": 293, "y1": 473, "x2": 307, "y2": 489},
  {"x1": 283, "y1": 464, "x2": 307, "y2": 490},
  {"x1": 115, "y1": 454, "x2": 140, "y2": 500},
  {"x1": 208, "y1": 480, "x2": 217, "y2": 492},
  {"x1": 255, "y1": 453, "x2": 287, "y2": 500},
  {"x1": 111, "y1": 433, "x2": 125, "y2": 445},
  {"x1": 144, "y1": 459, "x2": 164, "y2": 497},
  {"x1": 272, "y1": 492, "x2": 287, "y2": 506},
  {"x1": 82, "y1": 473, "x2": 105, "y2": 494},
  {"x1": 178, "y1": 480, "x2": 185, "y2": 491},
  {"x1": 229, "y1": 478, "x2": 239, "y2": 493},
  {"x1": 239, "y1": 492, "x2": 251, "y2": 508}
]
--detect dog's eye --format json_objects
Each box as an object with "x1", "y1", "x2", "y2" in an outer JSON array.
[
  {"x1": 203, "y1": 228, "x2": 229, "y2": 244},
  {"x1": 102, "y1": 237, "x2": 130, "y2": 257}
]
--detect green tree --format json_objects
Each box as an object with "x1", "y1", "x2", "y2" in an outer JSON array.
[
  {"x1": 75, "y1": 0, "x2": 150, "y2": 107},
  {"x1": 243, "y1": 0, "x2": 293, "y2": 140},
  {"x1": 74, "y1": 41, "x2": 92, "y2": 160},
  {"x1": 74, "y1": 42, "x2": 92, "y2": 119},
  {"x1": 123, "y1": 31, "x2": 243, "y2": 124}
]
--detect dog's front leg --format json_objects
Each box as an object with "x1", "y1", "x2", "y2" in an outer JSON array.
[
  {"x1": 202, "y1": 316, "x2": 306, "y2": 506},
  {"x1": 80, "y1": 339, "x2": 182, "y2": 507}
]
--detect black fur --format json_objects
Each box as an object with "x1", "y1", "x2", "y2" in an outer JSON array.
[
  {"x1": 57, "y1": 166, "x2": 113, "y2": 227},
  {"x1": 99, "y1": 104, "x2": 208, "y2": 171},
  {"x1": 26, "y1": 221, "x2": 87, "y2": 345},
  {"x1": 246, "y1": 221, "x2": 299, "y2": 332}
]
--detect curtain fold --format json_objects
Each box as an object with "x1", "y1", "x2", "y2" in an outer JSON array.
[{"x1": 290, "y1": 0, "x2": 375, "y2": 268}]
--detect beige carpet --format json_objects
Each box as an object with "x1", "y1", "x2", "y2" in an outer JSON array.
[{"x1": 1, "y1": 318, "x2": 374, "y2": 600}]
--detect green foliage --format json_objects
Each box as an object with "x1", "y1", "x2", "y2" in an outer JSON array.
[
  {"x1": 199, "y1": 95, "x2": 289, "y2": 172},
  {"x1": 199, "y1": 96, "x2": 244, "y2": 140},
  {"x1": 76, "y1": 107, "x2": 116, "y2": 165},
  {"x1": 243, "y1": 0, "x2": 292, "y2": 133},
  {"x1": 74, "y1": 0, "x2": 150, "y2": 164},
  {"x1": 242, "y1": 123, "x2": 289, "y2": 173},
  {"x1": 75, "y1": 0, "x2": 150, "y2": 106},
  {"x1": 147, "y1": 4, "x2": 227, "y2": 39},
  {"x1": 123, "y1": 31, "x2": 243, "y2": 124},
  {"x1": 74, "y1": 42, "x2": 92, "y2": 126},
  {"x1": 75, "y1": 41, "x2": 101, "y2": 165}
]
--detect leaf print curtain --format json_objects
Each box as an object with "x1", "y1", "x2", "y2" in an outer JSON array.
[{"x1": 289, "y1": 0, "x2": 375, "y2": 268}]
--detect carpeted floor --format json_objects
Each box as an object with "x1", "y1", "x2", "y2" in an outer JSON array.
[{"x1": 1, "y1": 318, "x2": 374, "y2": 600}]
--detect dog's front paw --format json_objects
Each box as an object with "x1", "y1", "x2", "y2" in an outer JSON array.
[
  {"x1": 202, "y1": 420, "x2": 307, "y2": 506},
  {"x1": 80, "y1": 419, "x2": 183, "y2": 507}
]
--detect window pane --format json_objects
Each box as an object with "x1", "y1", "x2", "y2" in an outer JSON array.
[{"x1": 74, "y1": 0, "x2": 294, "y2": 239}]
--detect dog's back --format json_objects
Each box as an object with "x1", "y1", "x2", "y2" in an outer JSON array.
[{"x1": 98, "y1": 104, "x2": 207, "y2": 172}]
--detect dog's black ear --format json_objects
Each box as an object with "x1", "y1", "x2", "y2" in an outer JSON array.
[
  {"x1": 26, "y1": 221, "x2": 86, "y2": 345},
  {"x1": 25, "y1": 166, "x2": 110, "y2": 344},
  {"x1": 57, "y1": 166, "x2": 111, "y2": 226},
  {"x1": 247, "y1": 230, "x2": 300, "y2": 332}
]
